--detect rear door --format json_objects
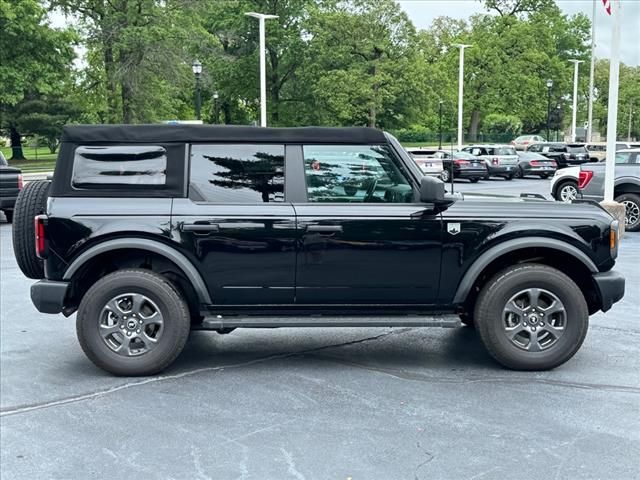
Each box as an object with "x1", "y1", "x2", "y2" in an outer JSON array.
[
  {"x1": 172, "y1": 143, "x2": 297, "y2": 305},
  {"x1": 290, "y1": 144, "x2": 442, "y2": 305}
]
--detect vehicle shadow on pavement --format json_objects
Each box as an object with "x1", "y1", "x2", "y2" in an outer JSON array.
[{"x1": 165, "y1": 327, "x2": 499, "y2": 377}]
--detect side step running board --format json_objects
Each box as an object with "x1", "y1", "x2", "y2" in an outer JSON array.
[{"x1": 195, "y1": 315, "x2": 461, "y2": 330}]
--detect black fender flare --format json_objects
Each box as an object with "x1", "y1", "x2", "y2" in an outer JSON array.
[
  {"x1": 62, "y1": 238, "x2": 212, "y2": 304},
  {"x1": 452, "y1": 237, "x2": 598, "y2": 304}
]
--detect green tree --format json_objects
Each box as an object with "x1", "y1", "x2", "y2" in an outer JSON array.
[
  {"x1": 16, "y1": 97, "x2": 81, "y2": 153},
  {"x1": 0, "y1": 0, "x2": 75, "y2": 159}
]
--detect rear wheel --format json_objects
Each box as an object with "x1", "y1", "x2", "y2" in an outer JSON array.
[
  {"x1": 540, "y1": 173, "x2": 550, "y2": 179},
  {"x1": 504, "y1": 174, "x2": 514, "y2": 181},
  {"x1": 440, "y1": 168, "x2": 450, "y2": 182},
  {"x1": 514, "y1": 167, "x2": 523, "y2": 179},
  {"x1": 615, "y1": 193, "x2": 640, "y2": 232},
  {"x1": 469, "y1": 177, "x2": 479, "y2": 183},
  {"x1": 76, "y1": 269, "x2": 191, "y2": 376},
  {"x1": 474, "y1": 264, "x2": 588, "y2": 370},
  {"x1": 12, "y1": 180, "x2": 50, "y2": 279},
  {"x1": 556, "y1": 180, "x2": 578, "y2": 203}
]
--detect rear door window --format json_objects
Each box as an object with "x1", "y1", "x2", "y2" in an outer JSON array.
[
  {"x1": 189, "y1": 144, "x2": 285, "y2": 203},
  {"x1": 72, "y1": 145, "x2": 167, "y2": 188}
]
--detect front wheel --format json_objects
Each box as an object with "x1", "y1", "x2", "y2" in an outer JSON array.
[
  {"x1": 474, "y1": 264, "x2": 588, "y2": 370},
  {"x1": 556, "y1": 181, "x2": 578, "y2": 203},
  {"x1": 615, "y1": 193, "x2": 640, "y2": 232},
  {"x1": 76, "y1": 269, "x2": 191, "y2": 376},
  {"x1": 440, "y1": 168, "x2": 450, "y2": 182},
  {"x1": 504, "y1": 174, "x2": 514, "y2": 181},
  {"x1": 514, "y1": 167, "x2": 523, "y2": 179},
  {"x1": 469, "y1": 177, "x2": 479, "y2": 183}
]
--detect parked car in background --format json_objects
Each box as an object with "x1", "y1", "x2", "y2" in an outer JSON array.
[
  {"x1": 579, "y1": 149, "x2": 640, "y2": 231},
  {"x1": 584, "y1": 142, "x2": 640, "y2": 162},
  {"x1": 406, "y1": 148, "x2": 443, "y2": 177},
  {"x1": 511, "y1": 135, "x2": 545, "y2": 151},
  {"x1": 462, "y1": 144, "x2": 519, "y2": 180},
  {"x1": 527, "y1": 142, "x2": 589, "y2": 168},
  {"x1": 515, "y1": 151, "x2": 557, "y2": 179},
  {"x1": 435, "y1": 150, "x2": 487, "y2": 183},
  {"x1": 0, "y1": 151, "x2": 23, "y2": 223},
  {"x1": 550, "y1": 166, "x2": 580, "y2": 203}
]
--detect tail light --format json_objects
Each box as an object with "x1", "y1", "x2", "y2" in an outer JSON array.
[
  {"x1": 530, "y1": 160, "x2": 540, "y2": 166},
  {"x1": 550, "y1": 160, "x2": 557, "y2": 166},
  {"x1": 492, "y1": 157, "x2": 499, "y2": 165},
  {"x1": 578, "y1": 170, "x2": 594, "y2": 190},
  {"x1": 35, "y1": 215, "x2": 47, "y2": 259},
  {"x1": 454, "y1": 159, "x2": 470, "y2": 166},
  {"x1": 17, "y1": 174, "x2": 23, "y2": 190}
]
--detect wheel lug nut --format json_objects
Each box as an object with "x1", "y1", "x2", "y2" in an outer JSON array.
[
  {"x1": 120, "y1": 325, "x2": 124, "y2": 329},
  {"x1": 532, "y1": 327, "x2": 536, "y2": 332},
  {"x1": 127, "y1": 332, "x2": 131, "y2": 336},
  {"x1": 136, "y1": 329, "x2": 140, "y2": 333},
  {"x1": 524, "y1": 323, "x2": 528, "y2": 326},
  {"x1": 139, "y1": 320, "x2": 143, "y2": 324}
]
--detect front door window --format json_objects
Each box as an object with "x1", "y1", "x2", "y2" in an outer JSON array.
[{"x1": 303, "y1": 145, "x2": 414, "y2": 203}]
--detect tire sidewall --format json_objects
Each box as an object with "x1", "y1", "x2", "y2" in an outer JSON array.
[
  {"x1": 615, "y1": 193, "x2": 640, "y2": 232},
  {"x1": 77, "y1": 271, "x2": 189, "y2": 375},
  {"x1": 475, "y1": 267, "x2": 588, "y2": 370}
]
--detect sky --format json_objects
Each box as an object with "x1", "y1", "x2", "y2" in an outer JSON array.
[{"x1": 398, "y1": 0, "x2": 639, "y2": 66}]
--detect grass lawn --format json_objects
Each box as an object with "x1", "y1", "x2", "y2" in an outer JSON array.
[{"x1": 1, "y1": 147, "x2": 57, "y2": 172}]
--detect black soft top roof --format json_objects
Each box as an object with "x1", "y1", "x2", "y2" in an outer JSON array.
[{"x1": 61, "y1": 124, "x2": 387, "y2": 144}]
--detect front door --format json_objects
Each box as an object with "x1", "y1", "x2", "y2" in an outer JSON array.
[
  {"x1": 292, "y1": 144, "x2": 443, "y2": 305},
  {"x1": 172, "y1": 143, "x2": 296, "y2": 305}
]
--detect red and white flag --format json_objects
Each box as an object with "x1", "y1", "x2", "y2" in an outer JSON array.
[{"x1": 602, "y1": 0, "x2": 612, "y2": 15}]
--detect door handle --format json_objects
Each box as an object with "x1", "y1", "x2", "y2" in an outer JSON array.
[
  {"x1": 181, "y1": 223, "x2": 219, "y2": 233},
  {"x1": 306, "y1": 225, "x2": 343, "y2": 234}
]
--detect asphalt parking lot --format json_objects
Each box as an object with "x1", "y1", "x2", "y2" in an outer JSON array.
[{"x1": 1, "y1": 178, "x2": 639, "y2": 479}]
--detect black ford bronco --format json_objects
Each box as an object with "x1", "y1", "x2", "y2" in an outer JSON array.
[{"x1": 13, "y1": 125, "x2": 625, "y2": 376}]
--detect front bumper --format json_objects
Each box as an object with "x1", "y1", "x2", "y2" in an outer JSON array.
[
  {"x1": 593, "y1": 270, "x2": 625, "y2": 312},
  {"x1": 31, "y1": 280, "x2": 69, "y2": 314}
]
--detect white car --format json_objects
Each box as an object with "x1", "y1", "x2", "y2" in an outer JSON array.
[
  {"x1": 511, "y1": 135, "x2": 546, "y2": 151},
  {"x1": 550, "y1": 166, "x2": 580, "y2": 202},
  {"x1": 405, "y1": 148, "x2": 444, "y2": 177}
]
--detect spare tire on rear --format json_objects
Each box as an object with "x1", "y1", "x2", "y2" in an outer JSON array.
[{"x1": 12, "y1": 180, "x2": 50, "y2": 279}]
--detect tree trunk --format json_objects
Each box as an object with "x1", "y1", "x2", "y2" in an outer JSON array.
[
  {"x1": 9, "y1": 126, "x2": 25, "y2": 160},
  {"x1": 469, "y1": 110, "x2": 481, "y2": 142},
  {"x1": 121, "y1": 79, "x2": 134, "y2": 123},
  {"x1": 104, "y1": 42, "x2": 118, "y2": 123},
  {"x1": 223, "y1": 101, "x2": 232, "y2": 124}
]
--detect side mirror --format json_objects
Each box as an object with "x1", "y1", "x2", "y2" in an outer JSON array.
[{"x1": 419, "y1": 175, "x2": 445, "y2": 203}]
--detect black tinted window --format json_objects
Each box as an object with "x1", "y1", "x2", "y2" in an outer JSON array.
[
  {"x1": 303, "y1": 145, "x2": 413, "y2": 203},
  {"x1": 568, "y1": 146, "x2": 588, "y2": 154},
  {"x1": 72, "y1": 146, "x2": 166, "y2": 188},
  {"x1": 190, "y1": 144, "x2": 284, "y2": 203}
]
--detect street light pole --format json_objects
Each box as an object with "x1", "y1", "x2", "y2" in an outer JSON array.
[
  {"x1": 245, "y1": 12, "x2": 278, "y2": 127},
  {"x1": 546, "y1": 79, "x2": 553, "y2": 141},
  {"x1": 192, "y1": 60, "x2": 202, "y2": 121},
  {"x1": 212, "y1": 91, "x2": 219, "y2": 124},
  {"x1": 454, "y1": 44, "x2": 472, "y2": 151},
  {"x1": 569, "y1": 59, "x2": 583, "y2": 143},
  {"x1": 438, "y1": 100, "x2": 443, "y2": 149},
  {"x1": 629, "y1": 102, "x2": 635, "y2": 142},
  {"x1": 587, "y1": 0, "x2": 596, "y2": 142}
]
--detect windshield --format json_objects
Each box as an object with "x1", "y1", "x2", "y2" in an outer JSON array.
[
  {"x1": 454, "y1": 152, "x2": 477, "y2": 160},
  {"x1": 495, "y1": 147, "x2": 516, "y2": 155},
  {"x1": 568, "y1": 146, "x2": 587, "y2": 154}
]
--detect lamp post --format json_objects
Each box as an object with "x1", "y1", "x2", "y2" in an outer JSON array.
[
  {"x1": 212, "y1": 91, "x2": 219, "y2": 124},
  {"x1": 453, "y1": 44, "x2": 472, "y2": 150},
  {"x1": 438, "y1": 99, "x2": 443, "y2": 149},
  {"x1": 546, "y1": 79, "x2": 553, "y2": 141},
  {"x1": 569, "y1": 59, "x2": 583, "y2": 142},
  {"x1": 245, "y1": 12, "x2": 278, "y2": 127},
  {"x1": 192, "y1": 59, "x2": 202, "y2": 121},
  {"x1": 556, "y1": 104, "x2": 561, "y2": 141}
]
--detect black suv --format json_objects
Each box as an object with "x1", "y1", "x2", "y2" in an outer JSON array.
[
  {"x1": 527, "y1": 142, "x2": 590, "y2": 168},
  {"x1": 14, "y1": 125, "x2": 625, "y2": 376}
]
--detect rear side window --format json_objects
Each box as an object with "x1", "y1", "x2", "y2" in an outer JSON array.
[
  {"x1": 189, "y1": 144, "x2": 284, "y2": 203},
  {"x1": 72, "y1": 146, "x2": 167, "y2": 188},
  {"x1": 568, "y1": 146, "x2": 587, "y2": 154}
]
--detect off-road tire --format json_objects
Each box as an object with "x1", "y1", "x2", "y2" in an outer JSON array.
[
  {"x1": 474, "y1": 264, "x2": 588, "y2": 370},
  {"x1": 77, "y1": 269, "x2": 191, "y2": 376},
  {"x1": 615, "y1": 193, "x2": 640, "y2": 232},
  {"x1": 12, "y1": 180, "x2": 50, "y2": 279}
]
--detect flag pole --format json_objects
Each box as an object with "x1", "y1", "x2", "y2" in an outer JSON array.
[{"x1": 604, "y1": 0, "x2": 620, "y2": 203}]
